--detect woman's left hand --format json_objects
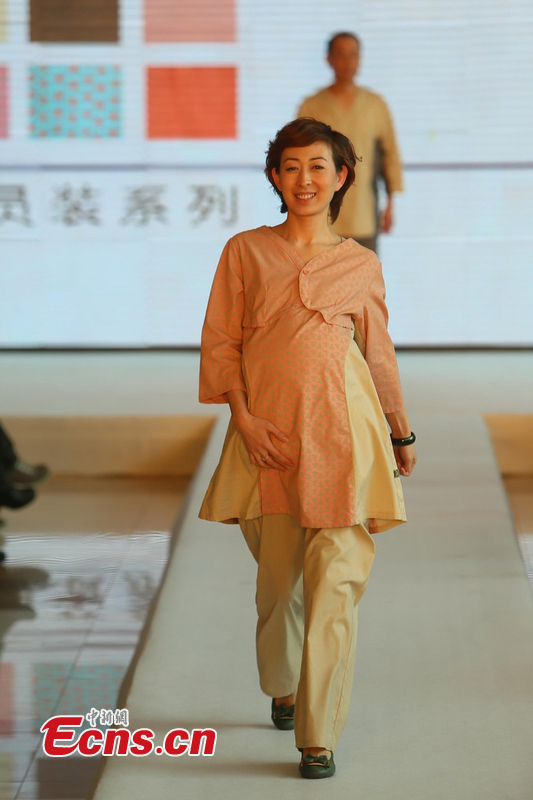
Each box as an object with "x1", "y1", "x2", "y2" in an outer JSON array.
[{"x1": 393, "y1": 443, "x2": 417, "y2": 477}]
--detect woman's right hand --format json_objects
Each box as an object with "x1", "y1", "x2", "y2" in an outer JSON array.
[{"x1": 233, "y1": 412, "x2": 293, "y2": 471}]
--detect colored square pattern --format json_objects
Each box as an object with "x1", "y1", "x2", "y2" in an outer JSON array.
[
  {"x1": 144, "y1": 0, "x2": 235, "y2": 42},
  {"x1": 33, "y1": 664, "x2": 125, "y2": 730},
  {"x1": 30, "y1": 0, "x2": 118, "y2": 43},
  {"x1": 0, "y1": 66, "x2": 7, "y2": 137},
  {"x1": 33, "y1": 663, "x2": 71, "y2": 728},
  {"x1": 55, "y1": 666, "x2": 125, "y2": 724},
  {"x1": 147, "y1": 66, "x2": 237, "y2": 139},
  {"x1": 29, "y1": 65, "x2": 122, "y2": 139}
]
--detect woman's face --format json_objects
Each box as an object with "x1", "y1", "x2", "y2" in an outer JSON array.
[{"x1": 272, "y1": 141, "x2": 348, "y2": 220}]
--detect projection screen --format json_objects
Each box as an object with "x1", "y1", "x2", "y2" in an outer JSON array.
[{"x1": 0, "y1": 0, "x2": 531, "y2": 347}]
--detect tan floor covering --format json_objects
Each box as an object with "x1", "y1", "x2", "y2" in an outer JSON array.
[
  {"x1": 91, "y1": 408, "x2": 533, "y2": 800},
  {"x1": 2, "y1": 476, "x2": 190, "y2": 536}
]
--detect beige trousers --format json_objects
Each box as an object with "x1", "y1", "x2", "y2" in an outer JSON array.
[{"x1": 238, "y1": 513, "x2": 376, "y2": 752}]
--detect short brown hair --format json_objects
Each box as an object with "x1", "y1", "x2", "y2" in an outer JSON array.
[{"x1": 264, "y1": 117, "x2": 359, "y2": 223}]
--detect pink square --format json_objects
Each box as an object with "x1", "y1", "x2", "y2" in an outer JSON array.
[
  {"x1": 0, "y1": 67, "x2": 7, "y2": 137},
  {"x1": 144, "y1": 0, "x2": 235, "y2": 42}
]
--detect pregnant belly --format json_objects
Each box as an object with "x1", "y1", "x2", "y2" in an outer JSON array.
[
  {"x1": 242, "y1": 309, "x2": 352, "y2": 424},
  {"x1": 242, "y1": 309, "x2": 357, "y2": 525}
]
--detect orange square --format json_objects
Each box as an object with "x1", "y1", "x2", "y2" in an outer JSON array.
[{"x1": 147, "y1": 66, "x2": 237, "y2": 139}]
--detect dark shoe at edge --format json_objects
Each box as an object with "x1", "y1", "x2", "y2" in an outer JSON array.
[
  {"x1": 7, "y1": 461, "x2": 50, "y2": 486},
  {"x1": 299, "y1": 751, "x2": 335, "y2": 779},
  {"x1": 0, "y1": 482, "x2": 36, "y2": 510}
]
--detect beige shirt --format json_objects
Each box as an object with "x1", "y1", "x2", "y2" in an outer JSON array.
[{"x1": 297, "y1": 86, "x2": 403, "y2": 239}]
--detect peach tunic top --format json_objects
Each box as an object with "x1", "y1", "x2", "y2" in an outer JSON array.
[{"x1": 198, "y1": 225, "x2": 407, "y2": 533}]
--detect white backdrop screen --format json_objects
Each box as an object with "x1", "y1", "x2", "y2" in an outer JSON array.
[{"x1": 0, "y1": 0, "x2": 532, "y2": 347}]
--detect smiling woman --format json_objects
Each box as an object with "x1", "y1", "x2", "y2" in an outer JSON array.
[
  {"x1": 271, "y1": 141, "x2": 346, "y2": 221},
  {"x1": 265, "y1": 116, "x2": 359, "y2": 223},
  {"x1": 198, "y1": 117, "x2": 417, "y2": 779}
]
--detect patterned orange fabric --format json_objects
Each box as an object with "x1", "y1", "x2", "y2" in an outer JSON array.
[{"x1": 199, "y1": 225, "x2": 405, "y2": 528}]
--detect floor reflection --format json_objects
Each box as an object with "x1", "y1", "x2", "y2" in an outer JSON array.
[{"x1": 0, "y1": 476, "x2": 183, "y2": 800}]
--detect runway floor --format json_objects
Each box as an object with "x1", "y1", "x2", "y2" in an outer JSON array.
[
  {"x1": 0, "y1": 477, "x2": 189, "y2": 800},
  {"x1": 0, "y1": 351, "x2": 532, "y2": 800}
]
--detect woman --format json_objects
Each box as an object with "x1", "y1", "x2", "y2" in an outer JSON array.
[{"x1": 198, "y1": 118, "x2": 417, "y2": 779}]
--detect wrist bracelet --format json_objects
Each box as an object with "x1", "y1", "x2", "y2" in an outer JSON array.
[{"x1": 390, "y1": 431, "x2": 416, "y2": 447}]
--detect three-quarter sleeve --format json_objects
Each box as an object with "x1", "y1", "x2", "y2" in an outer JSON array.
[
  {"x1": 378, "y1": 98, "x2": 403, "y2": 194},
  {"x1": 354, "y1": 263, "x2": 405, "y2": 413},
  {"x1": 199, "y1": 236, "x2": 247, "y2": 404}
]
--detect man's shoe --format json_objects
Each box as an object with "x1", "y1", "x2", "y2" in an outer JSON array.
[
  {"x1": 271, "y1": 698, "x2": 294, "y2": 731},
  {"x1": 299, "y1": 751, "x2": 335, "y2": 779},
  {"x1": 0, "y1": 481, "x2": 36, "y2": 510},
  {"x1": 7, "y1": 460, "x2": 50, "y2": 486}
]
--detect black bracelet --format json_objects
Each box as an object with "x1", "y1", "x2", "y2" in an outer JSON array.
[{"x1": 390, "y1": 431, "x2": 416, "y2": 447}]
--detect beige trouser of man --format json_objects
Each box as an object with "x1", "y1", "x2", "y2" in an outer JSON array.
[{"x1": 238, "y1": 513, "x2": 376, "y2": 752}]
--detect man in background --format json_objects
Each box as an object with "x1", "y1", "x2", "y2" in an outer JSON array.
[{"x1": 297, "y1": 32, "x2": 403, "y2": 253}]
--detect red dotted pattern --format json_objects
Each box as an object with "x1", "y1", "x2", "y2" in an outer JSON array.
[{"x1": 200, "y1": 225, "x2": 406, "y2": 527}]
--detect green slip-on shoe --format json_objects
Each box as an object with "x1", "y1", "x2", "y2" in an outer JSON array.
[
  {"x1": 299, "y1": 752, "x2": 335, "y2": 779},
  {"x1": 271, "y1": 698, "x2": 295, "y2": 730}
]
